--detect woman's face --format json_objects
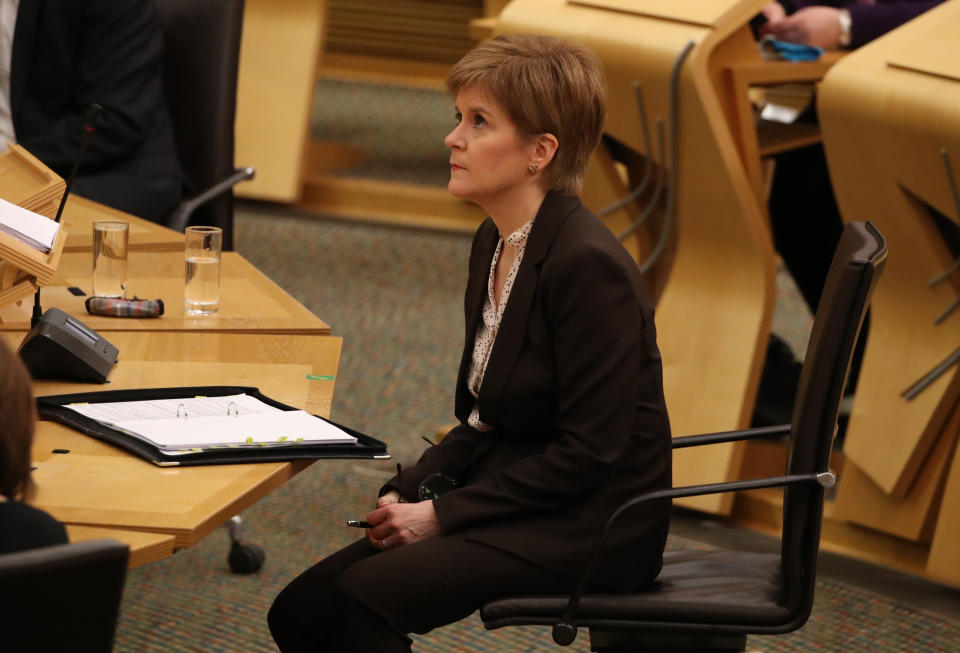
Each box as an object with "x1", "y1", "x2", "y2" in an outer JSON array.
[{"x1": 444, "y1": 86, "x2": 537, "y2": 206}]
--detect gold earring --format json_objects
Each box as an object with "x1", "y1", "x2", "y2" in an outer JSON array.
[{"x1": 528, "y1": 161, "x2": 538, "y2": 173}]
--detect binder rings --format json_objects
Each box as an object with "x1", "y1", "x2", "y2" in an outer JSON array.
[{"x1": 37, "y1": 385, "x2": 388, "y2": 467}]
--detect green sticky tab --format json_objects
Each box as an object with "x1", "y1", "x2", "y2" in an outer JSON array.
[
  {"x1": 68, "y1": 402, "x2": 90, "y2": 406},
  {"x1": 244, "y1": 436, "x2": 254, "y2": 444},
  {"x1": 295, "y1": 437, "x2": 305, "y2": 443},
  {"x1": 278, "y1": 436, "x2": 288, "y2": 443},
  {"x1": 306, "y1": 374, "x2": 335, "y2": 381},
  {"x1": 194, "y1": 395, "x2": 207, "y2": 398}
]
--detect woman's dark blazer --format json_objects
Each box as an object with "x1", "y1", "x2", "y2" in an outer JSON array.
[{"x1": 382, "y1": 191, "x2": 672, "y2": 591}]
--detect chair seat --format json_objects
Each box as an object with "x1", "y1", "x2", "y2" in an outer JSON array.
[{"x1": 482, "y1": 549, "x2": 792, "y2": 631}]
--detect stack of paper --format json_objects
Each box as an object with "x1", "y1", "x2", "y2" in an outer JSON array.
[
  {"x1": 0, "y1": 197, "x2": 60, "y2": 253},
  {"x1": 64, "y1": 393, "x2": 357, "y2": 452}
]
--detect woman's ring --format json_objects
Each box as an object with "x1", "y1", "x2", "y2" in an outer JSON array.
[{"x1": 381, "y1": 538, "x2": 388, "y2": 549}]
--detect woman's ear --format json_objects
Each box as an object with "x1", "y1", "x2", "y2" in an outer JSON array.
[{"x1": 532, "y1": 133, "x2": 559, "y2": 170}]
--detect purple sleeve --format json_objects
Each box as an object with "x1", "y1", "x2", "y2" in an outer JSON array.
[
  {"x1": 783, "y1": 1, "x2": 944, "y2": 48},
  {"x1": 847, "y1": 2, "x2": 944, "y2": 48}
]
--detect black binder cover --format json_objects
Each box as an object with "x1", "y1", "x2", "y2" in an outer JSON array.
[{"x1": 37, "y1": 385, "x2": 388, "y2": 467}]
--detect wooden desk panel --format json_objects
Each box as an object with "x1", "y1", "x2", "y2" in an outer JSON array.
[
  {"x1": 65, "y1": 526, "x2": 176, "y2": 569},
  {"x1": 0, "y1": 251, "x2": 329, "y2": 334},
  {"x1": 819, "y1": 0, "x2": 960, "y2": 496},
  {"x1": 60, "y1": 196, "x2": 185, "y2": 252},
  {"x1": 3, "y1": 332, "x2": 342, "y2": 417},
  {"x1": 8, "y1": 332, "x2": 343, "y2": 550},
  {"x1": 235, "y1": 0, "x2": 326, "y2": 201}
]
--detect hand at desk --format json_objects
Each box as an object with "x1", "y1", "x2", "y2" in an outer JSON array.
[
  {"x1": 760, "y1": 6, "x2": 845, "y2": 50},
  {"x1": 366, "y1": 500, "x2": 442, "y2": 550}
]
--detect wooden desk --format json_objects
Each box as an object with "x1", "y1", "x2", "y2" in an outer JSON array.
[
  {"x1": 745, "y1": 0, "x2": 960, "y2": 587},
  {"x1": 0, "y1": 251, "x2": 329, "y2": 334},
  {"x1": 6, "y1": 331, "x2": 343, "y2": 554},
  {"x1": 235, "y1": 0, "x2": 326, "y2": 202},
  {"x1": 65, "y1": 526, "x2": 176, "y2": 569},
  {"x1": 60, "y1": 196, "x2": 185, "y2": 253}
]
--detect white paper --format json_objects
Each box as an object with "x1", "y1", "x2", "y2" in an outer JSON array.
[
  {"x1": 760, "y1": 102, "x2": 801, "y2": 125},
  {"x1": 63, "y1": 394, "x2": 355, "y2": 450},
  {"x1": 67, "y1": 393, "x2": 281, "y2": 423},
  {"x1": 0, "y1": 197, "x2": 59, "y2": 252},
  {"x1": 118, "y1": 410, "x2": 356, "y2": 450}
]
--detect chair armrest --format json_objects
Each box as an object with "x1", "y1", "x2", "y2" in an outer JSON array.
[
  {"x1": 672, "y1": 423, "x2": 790, "y2": 449},
  {"x1": 169, "y1": 166, "x2": 256, "y2": 232},
  {"x1": 549, "y1": 469, "x2": 832, "y2": 646}
]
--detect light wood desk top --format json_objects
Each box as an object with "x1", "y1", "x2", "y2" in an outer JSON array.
[
  {"x1": 0, "y1": 250, "x2": 330, "y2": 334},
  {"x1": 6, "y1": 331, "x2": 343, "y2": 550},
  {"x1": 60, "y1": 195, "x2": 185, "y2": 252}
]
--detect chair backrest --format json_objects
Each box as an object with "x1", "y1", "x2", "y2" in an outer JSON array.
[
  {"x1": 154, "y1": 0, "x2": 245, "y2": 251},
  {"x1": 0, "y1": 538, "x2": 130, "y2": 652},
  {"x1": 781, "y1": 221, "x2": 886, "y2": 616}
]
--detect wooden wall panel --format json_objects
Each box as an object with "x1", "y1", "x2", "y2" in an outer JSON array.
[{"x1": 326, "y1": 0, "x2": 484, "y2": 63}]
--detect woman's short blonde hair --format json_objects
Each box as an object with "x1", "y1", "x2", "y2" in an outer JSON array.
[
  {"x1": 446, "y1": 33, "x2": 606, "y2": 196},
  {"x1": 0, "y1": 338, "x2": 35, "y2": 500}
]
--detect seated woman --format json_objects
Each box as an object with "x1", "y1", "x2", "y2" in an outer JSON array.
[
  {"x1": 0, "y1": 339, "x2": 68, "y2": 554},
  {"x1": 268, "y1": 34, "x2": 673, "y2": 652}
]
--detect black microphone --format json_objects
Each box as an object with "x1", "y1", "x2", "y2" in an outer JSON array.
[{"x1": 32, "y1": 103, "x2": 103, "y2": 328}]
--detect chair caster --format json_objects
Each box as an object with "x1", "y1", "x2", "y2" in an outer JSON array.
[
  {"x1": 225, "y1": 515, "x2": 265, "y2": 574},
  {"x1": 228, "y1": 540, "x2": 265, "y2": 574},
  {"x1": 552, "y1": 622, "x2": 577, "y2": 646}
]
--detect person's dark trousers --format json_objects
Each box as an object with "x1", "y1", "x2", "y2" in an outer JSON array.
[
  {"x1": 268, "y1": 533, "x2": 574, "y2": 653},
  {"x1": 769, "y1": 143, "x2": 843, "y2": 314},
  {"x1": 767, "y1": 142, "x2": 868, "y2": 394}
]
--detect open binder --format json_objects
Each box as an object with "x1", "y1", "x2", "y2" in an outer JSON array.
[{"x1": 37, "y1": 385, "x2": 388, "y2": 466}]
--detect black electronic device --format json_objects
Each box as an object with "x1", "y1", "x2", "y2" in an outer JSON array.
[{"x1": 18, "y1": 308, "x2": 118, "y2": 383}]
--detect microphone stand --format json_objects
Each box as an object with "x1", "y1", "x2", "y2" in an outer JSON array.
[{"x1": 31, "y1": 104, "x2": 102, "y2": 327}]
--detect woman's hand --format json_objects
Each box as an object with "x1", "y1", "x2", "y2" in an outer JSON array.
[
  {"x1": 761, "y1": 7, "x2": 844, "y2": 49},
  {"x1": 376, "y1": 490, "x2": 401, "y2": 508},
  {"x1": 761, "y1": 2, "x2": 787, "y2": 24},
  {"x1": 366, "y1": 500, "x2": 442, "y2": 550}
]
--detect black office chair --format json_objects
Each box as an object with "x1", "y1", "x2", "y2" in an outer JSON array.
[
  {"x1": 0, "y1": 538, "x2": 129, "y2": 653},
  {"x1": 480, "y1": 221, "x2": 887, "y2": 652},
  {"x1": 155, "y1": 0, "x2": 254, "y2": 251}
]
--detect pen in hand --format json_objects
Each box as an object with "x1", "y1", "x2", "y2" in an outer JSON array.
[{"x1": 347, "y1": 463, "x2": 405, "y2": 529}]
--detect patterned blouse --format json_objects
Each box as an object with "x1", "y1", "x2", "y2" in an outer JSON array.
[{"x1": 466, "y1": 219, "x2": 535, "y2": 431}]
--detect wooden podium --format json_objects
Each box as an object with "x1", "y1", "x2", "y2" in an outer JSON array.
[
  {"x1": 497, "y1": 0, "x2": 780, "y2": 514},
  {"x1": 0, "y1": 145, "x2": 67, "y2": 310},
  {"x1": 817, "y1": 0, "x2": 960, "y2": 586}
]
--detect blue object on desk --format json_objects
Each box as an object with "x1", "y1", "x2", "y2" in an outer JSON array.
[{"x1": 760, "y1": 36, "x2": 824, "y2": 62}]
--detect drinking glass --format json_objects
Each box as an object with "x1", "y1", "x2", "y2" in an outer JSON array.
[
  {"x1": 91, "y1": 220, "x2": 128, "y2": 298},
  {"x1": 184, "y1": 226, "x2": 222, "y2": 315}
]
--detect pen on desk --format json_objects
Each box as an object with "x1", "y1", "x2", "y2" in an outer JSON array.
[{"x1": 346, "y1": 520, "x2": 372, "y2": 528}]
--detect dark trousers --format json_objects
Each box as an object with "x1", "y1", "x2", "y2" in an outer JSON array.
[
  {"x1": 268, "y1": 534, "x2": 572, "y2": 652},
  {"x1": 768, "y1": 143, "x2": 869, "y2": 390}
]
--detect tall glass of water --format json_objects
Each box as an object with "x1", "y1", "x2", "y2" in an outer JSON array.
[
  {"x1": 92, "y1": 220, "x2": 128, "y2": 298},
  {"x1": 184, "y1": 226, "x2": 222, "y2": 315}
]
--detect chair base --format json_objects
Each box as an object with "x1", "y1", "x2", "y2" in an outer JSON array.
[{"x1": 590, "y1": 630, "x2": 747, "y2": 652}]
